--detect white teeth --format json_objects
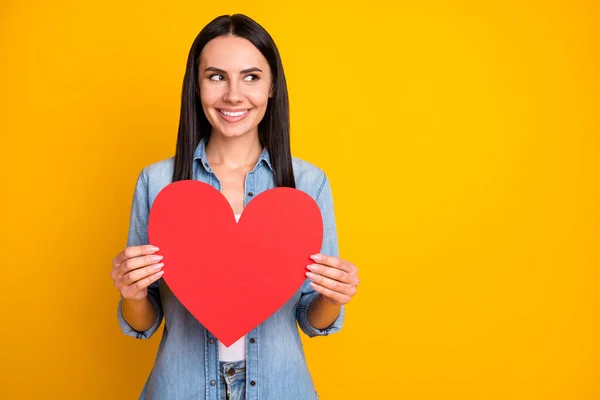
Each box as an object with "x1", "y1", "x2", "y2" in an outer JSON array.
[{"x1": 220, "y1": 109, "x2": 249, "y2": 117}]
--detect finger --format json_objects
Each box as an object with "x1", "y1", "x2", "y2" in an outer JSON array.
[
  {"x1": 113, "y1": 245, "x2": 160, "y2": 267},
  {"x1": 306, "y1": 271, "x2": 356, "y2": 297},
  {"x1": 309, "y1": 281, "x2": 350, "y2": 305},
  {"x1": 309, "y1": 254, "x2": 356, "y2": 273},
  {"x1": 123, "y1": 270, "x2": 164, "y2": 297},
  {"x1": 121, "y1": 262, "x2": 164, "y2": 285},
  {"x1": 110, "y1": 267, "x2": 123, "y2": 282},
  {"x1": 117, "y1": 253, "x2": 164, "y2": 277},
  {"x1": 306, "y1": 263, "x2": 353, "y2": 284}
]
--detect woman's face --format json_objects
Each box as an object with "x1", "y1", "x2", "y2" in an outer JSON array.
[{"x1": 198, "y1": 35, "x2": 273, "y2": 139}]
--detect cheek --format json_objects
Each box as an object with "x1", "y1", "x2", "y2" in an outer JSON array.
[
  {"x1": 248, "y1": 87, "x2": 271, "y2": 107},
  {"x1": 199, "y1": 84, "x2": 221, "y2": 107}
]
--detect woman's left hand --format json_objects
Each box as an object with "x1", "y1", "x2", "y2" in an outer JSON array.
[{"x1": 306, "y1": 254, "x2": 360, "y2": 306}]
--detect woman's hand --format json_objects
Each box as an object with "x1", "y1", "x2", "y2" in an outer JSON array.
[
  {"x1": 110, "y1": 245, "x2": 164, "y2": 301},
  {"x1": 305, "y1": 254, "x2": 360, "y2": 306}
]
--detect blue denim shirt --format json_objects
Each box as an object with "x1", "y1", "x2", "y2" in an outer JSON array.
[{"x1": 116, "y1": 138, "x2": 345, "y2": 400}]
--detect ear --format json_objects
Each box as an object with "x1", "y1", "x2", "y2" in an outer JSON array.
[{"x1": 268, "y1": 85, "x2": 274, "y2": 98}]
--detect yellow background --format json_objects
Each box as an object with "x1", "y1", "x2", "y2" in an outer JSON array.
[{"x1": 1, "y1": 1, "x2": 599, "y2": 399}]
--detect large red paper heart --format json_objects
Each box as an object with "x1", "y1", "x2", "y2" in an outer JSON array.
[{"x1": 147, "y1": 180, "x2": 323, "y2": 346}]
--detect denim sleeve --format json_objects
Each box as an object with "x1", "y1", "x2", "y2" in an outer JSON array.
[
  {"x1": 116, "y1": 168, "x2": 164, "y2": 339},
  {"x1": 296, "y1": 174, "x2": 345, "y2": 338}
]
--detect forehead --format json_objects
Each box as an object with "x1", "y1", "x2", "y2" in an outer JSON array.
[{"x1": 199, "y1": 35, "x2": 268, "y2": 70}]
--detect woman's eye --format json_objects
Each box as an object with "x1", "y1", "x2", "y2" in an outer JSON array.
[
  {"x1": 209, "y1": 74, "x2": 224, "y2": 81},
  {"x1": 244, "y1": 74, "x2": 259, "y2": 81}
]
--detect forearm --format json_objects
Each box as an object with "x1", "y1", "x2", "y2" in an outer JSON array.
[
  {"x1": 306, "y1": 293, "x2": 341, "y2": 330},
  {"x1": 122, "y1": 297, "x2": 157, "y2": 332}
]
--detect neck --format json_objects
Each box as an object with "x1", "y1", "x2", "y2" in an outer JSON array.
[{"x1": 205, "y1": 132, "x2": 263, "y2": 169}]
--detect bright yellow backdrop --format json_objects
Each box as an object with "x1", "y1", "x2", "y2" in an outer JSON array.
[{"x1": 1, "y1": 1, "x2": 599, "y2": 399}]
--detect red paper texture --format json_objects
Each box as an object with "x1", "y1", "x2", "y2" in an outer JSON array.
[{"x1": 147, "y1": 180, "x2": 324, "y2": 346}]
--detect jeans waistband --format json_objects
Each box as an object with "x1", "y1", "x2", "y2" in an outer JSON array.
[{"x1": 219, "y1": 360, "x2": 246, "y2": 385}]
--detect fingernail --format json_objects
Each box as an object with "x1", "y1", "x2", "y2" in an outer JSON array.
[
  {"x1": 306, "y1": 272, "x2": 316, "y2": 279},
  {"x1": 310, "y1": 254, "x2": 322, "y2": 261},
  {"x1": 152, "y1": 263, "x2": 164, "y2": 271},
  {"x1": 306, "y1": 264, "x2": 318, "y2": 272},
  {"x1": 152, "y1": 255, "x2": 163, "y2": 261},
  {"x1": 149, "y1": 246, "x2": 160, "y2": 252}
]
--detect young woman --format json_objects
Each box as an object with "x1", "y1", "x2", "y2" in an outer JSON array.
[{"x1": 110, "y1": 14, "x2": 360, "y2": 400}]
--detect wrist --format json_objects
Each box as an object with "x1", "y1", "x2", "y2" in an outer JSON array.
[
  {"x1": 314, "y1": 293, "x2": 342, "y2": 309},
  {"x1": 123, "y1": 295, "x2": 149, "y2": 306}
]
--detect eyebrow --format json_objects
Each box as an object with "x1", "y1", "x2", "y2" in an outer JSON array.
[{"x1": 204, "y1": 66, "x2": 263, "y2": 74}]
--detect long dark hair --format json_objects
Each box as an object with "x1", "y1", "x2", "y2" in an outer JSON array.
[{"x1": 172, "y1": 14, "x2": 295, "y2": 188}]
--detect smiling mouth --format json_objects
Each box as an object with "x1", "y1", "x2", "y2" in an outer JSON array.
[{"x1": 218, "y1": 109, "x2": 250, "y2": 117}]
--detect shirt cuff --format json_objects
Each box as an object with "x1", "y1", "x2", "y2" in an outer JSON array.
[
  {"x1": 296, "y1": 291, "x2": 345, "y2": 338},
  {"x1": 116, "y1": 296, "x2": 163, "y2": 339}
]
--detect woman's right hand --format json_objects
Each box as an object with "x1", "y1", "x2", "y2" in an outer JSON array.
[{"x1": 111, "y1": 245, "x2": 164, "y2": 301}]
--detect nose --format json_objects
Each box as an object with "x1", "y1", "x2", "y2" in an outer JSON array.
[{"x1": 223, "y1": 79, "x2": 243, "y2": 103}]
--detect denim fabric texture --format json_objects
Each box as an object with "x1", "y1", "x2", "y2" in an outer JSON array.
[{"x1": 117, "y1": 137, "x2": 344, "y2": 399}]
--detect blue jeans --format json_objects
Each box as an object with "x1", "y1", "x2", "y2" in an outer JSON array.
[{"x1": 219, "y1": 360, "x2": 246, "y2": 400}]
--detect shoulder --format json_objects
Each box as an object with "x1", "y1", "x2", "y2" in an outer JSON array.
[
  {"x1": 140, "y1": 156, "x2": 175, "y2": 182},
  {"x1": 292, "y1": 156, "x2": 331, "y2": 201},
  {"x1": 136, "y1": 156, "x2": 175, "y2": 207}
]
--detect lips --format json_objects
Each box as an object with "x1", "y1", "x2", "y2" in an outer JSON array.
[
  {"x1": 217, "y1": 108, "x2": 251, "y2": 123},
  {"x1": 219, "y1": 109, "x2": 249, "y2": 117}
]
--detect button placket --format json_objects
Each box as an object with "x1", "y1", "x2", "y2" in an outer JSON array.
[
  {"x1": 244, "y1": 171, "x2": 255, "y2": 207},
  {"x1": 246, "y1": 328, "x2": 259, "y2": 399},
  {"x1": 204, "y1": 328, "x2": 218, "y2": 397}
]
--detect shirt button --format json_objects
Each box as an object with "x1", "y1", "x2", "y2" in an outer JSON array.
[
  {"x1": 209, "y1": 338, "x2": 215, "y2": 344},
  {"x1": 250, "y1": 338, "x2": 256, "y2": 344},
  {"x1": 247, "y1": 192, "x2": 254, "y2": 197},
  {"x1": 250, "y1": 381, "x2": 256, "y2": 386},
  {"x1": 210, "y1": 380, "x2": 216, "y2": 386}
]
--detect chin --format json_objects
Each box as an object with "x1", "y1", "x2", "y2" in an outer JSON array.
[{"x1": 214, "y1": 126, "x2": 255, "y2": 138}]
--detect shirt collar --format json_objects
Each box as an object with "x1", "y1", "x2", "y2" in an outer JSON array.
[{"x1": 193, "y1": 136, "x2": 274, "y2": 173}]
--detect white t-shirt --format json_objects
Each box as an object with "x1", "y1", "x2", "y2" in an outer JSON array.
[{"x1": 218, "y1": 213, "x2": 246, "y2": 361}]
